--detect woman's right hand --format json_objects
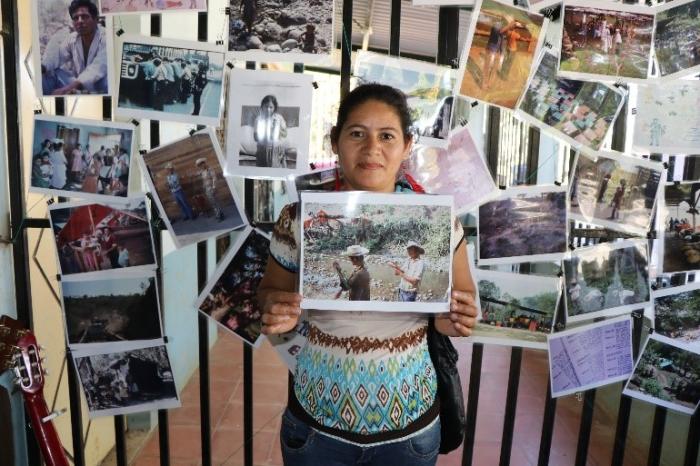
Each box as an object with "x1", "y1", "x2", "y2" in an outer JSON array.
[{"x1": 261, "y1": 291, "x2": 302, "y2": 335}]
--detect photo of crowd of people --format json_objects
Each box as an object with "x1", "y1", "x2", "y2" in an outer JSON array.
[
  {"x1": 49, "y1": 198, "x2": 156, "y2": 276},
  {"x1": 654, "y1": 0, "x2": 700, "y2": 79},
  {"x1": 517, "y1": 52, "x2": 625, "y2": 151},
  {"x1": 458, "y1": 0, "x2": 544, "y2": 109},
  {"x1": 141, "y1": 129, "x2": 247, "y2": 248},
  {"x1": 117, "y1": 37, "x2": 225, "y2": 126},
  {"x1": 301, "y1": 192, "x2": 453, "y2": 312},
  {"x1": 34, "y1": 0, "x2": 111, "y2": 96},
  {"x1": 99, "y1": 0, "x2": 207, "y2": 14},
  {"x1": 569, "y1": 151, "x2": 663, "y2": 235},
  {"x1": 197, "y1": 228, "x2": 269, "y2": 346},
  {"x1": 74, "y1": 344, "x2": 179, "y2": 417},
  {"x1": 559, "y1": 3, "x2": 654, "y2": 80},
  {"x1": 30, "y1": 116, "x2": 134, "y2": 200}
]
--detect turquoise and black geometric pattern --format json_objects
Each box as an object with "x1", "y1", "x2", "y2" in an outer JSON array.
[{"x1": 294, "y1": 344, "x2": 437, "y2": 435}]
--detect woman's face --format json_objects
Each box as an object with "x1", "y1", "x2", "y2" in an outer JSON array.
[
  {"x1": 332, "y1": 100, "x2": 412, "y2": 193},
  {"x1": 262, "y1": 101, "x2": 275, "y2": 116}
]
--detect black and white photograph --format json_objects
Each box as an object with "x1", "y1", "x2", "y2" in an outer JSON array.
[
  {"x1": 653, "y1": 283, "x2": 700, "y2": 351},
  {"x1": 196, "y1": 227, "x2": 269, "y2": 347},
  {"x1": 99, "y1": 0, "x2": 207, "y2": 14},
  {"x1": 116, "y1": 35, "x2": 225, "y2": 126},
  {"x1": 73, "y1": 344, "x2": 180, "y2": 417},
  {"x1": 563, "y1": 239, "x2": 651, "y2": 322},
  {"x1": 49, "y1": 197, "x2": 157, "y2": 277},
  {"x1": 660, "y1": 182, "x2": 700, "y2": 274},
  {"x1": 30, "y1": 115, "x2": 135, "y2": 202},
  {"x1": 60, "y1": 272, "x2": 162, "y2": 349},
  {"x1": 516, "y1": 51, "x2": 626, "y2": 151},
  {"x1": 300, "y1": 192, "x2": 454, "y2": 312},
  {"x1": 227, "y1": 0, "x2": 334, "y2": 63},
  {"x1": 404, "y1": 126, "x2": 499, "y2": 215},
  {"x1": 477, "y1": 185, "x2": 568, "y2": 265},
  {"x1": 569, "y1": 150, "x2": 664, "y2": 236},
  {"x1": 473, "y1": 268, "x2": 560, "y2": 349},
  {"x1": 225, "y1": 69, "x2": 313, "y2": 178},
  {"x1": 354, "y1": 51, "x2": 457, "y2": 147},
  {"x1": 32, "y1": 0, "x2": 113, "y2": 97},
  {"x1": 139, "y1": 128, "x2": 247, "y2": 249},
  {"x1": 653, "y1": 0, "x2": 700, "y2": 80},
  {"x1": 623, "y1": 334, "x2": 700, "y2": 415},
  {"x1": 548, "y1": 315, "x2": 633, "y2": 397}
]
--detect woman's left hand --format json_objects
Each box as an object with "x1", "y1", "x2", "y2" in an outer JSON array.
[{"x1": 434, "y1": 290, "x2": 478, "y2": 337}]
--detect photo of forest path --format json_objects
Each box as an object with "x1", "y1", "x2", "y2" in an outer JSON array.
[
  {"x1": 478, "y1": 191, "x2": 567, "y2": 261},
  {"x1": 302, "y1": 203, "x2": 451, "y2": 302},
  {"x1": 627, "y1": 338, "x2": 700, "y2": 411},
  {"x1": 654, "y1": 288, "x2": 700, "y2": 348}
]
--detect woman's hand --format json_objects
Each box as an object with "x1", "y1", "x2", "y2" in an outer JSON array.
[
  {"x1": 261, "y1": 290, "x2": 302, "y2": 335},
  {"x1": 435, "y1": 290, "x2": 478, "y2": 337}
]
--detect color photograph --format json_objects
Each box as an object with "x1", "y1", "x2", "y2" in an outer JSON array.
[
  {"x1": 473, "y1": 268, "x2": 560, "y2": 349},
  {"x1": 140, "y1": 129, "x2": 247, "y2": 249},
  {"x1": 559, "y1": 2, "x2": 655, "y2": 81},
  {"x1": 517, "y1": 51, "x2": 625, "y2": 151},
  {"x1": 99, "y1": 0, "x2": 207, "y2": 14},
  {"x1": 196, "y1": 227, "x2": 269, "y2": 347},
  {"x1": 660, "y1": 182, "x2": 700, "y2": 274},
  {"x1": 30, "y1": 115, "x2": 135, "y2": 201},
  {"x1": 74, "y1": 344, "x2": 180, "y2": 417},
  {"x1": 61, "y1": 272, "x2": 162, "y2": 348},
  {"x1": 32, "y1": 0, "x2": 112, "y2": 96},
  {"x1": 477, "y1": 185, "x2": 568, "y2": 265},
  {"x1": 632, "y1": 82, "x2": 700, "y2": 154},
  {"x1": 569, "y1": 150, "x2": 663, "y2": 236},
  {"x1": 116, "y1": 35, "x2": 225, "y2": 126},
  {"x1": 457, "y1": 0, "x2": 545, "y2": 109},
  {"x1": 225, "y1": 69, "x2": 313, "y2": 178},
  {"x1": 227, "y1": 0, "x2": 333, "y2": 63},
  {"x1": 300, "y1": 192, "x2": 454, "y2": 312},
  {"x1": 623, "y1": 334, "x2": 700, "y2": 415},
  {"x1": 404, "y1": 126, "x2": 499, "y2": 215},
  {"x1": 563, "y1": 239, "x2": 650, "y2": 322},
  {"x1": 653, "y1": 283, "x2": 700, "y2": 351},
  {"x1": 354, "y1": 51, "x2": 457, "y2": 146},
  {"x1": 653, "y1": 0, "x2": 700, "y2": 79},
  {"x1": 49, "y1": 198, "x2": 157, "y2": 276}
]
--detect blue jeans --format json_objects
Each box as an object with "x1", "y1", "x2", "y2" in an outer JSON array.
[
  {"x1": 399, "y1": 289, "x2": 417, "y2": 302},
  {"x1": 172, "y1": 188, "x2": 194, "y2": 220},
  {"x1": 280, "y1": 408, "x2": 440, "y2": 466}
]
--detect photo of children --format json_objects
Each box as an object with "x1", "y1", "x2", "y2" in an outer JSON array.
[
  {"x1": 653, "y1": 0, "x2": 700, "y2": 79},
  {"x1": 517, "y1": 51, "x2": 625, "y2": 151},
  {"x1": 49, "y1": 198, "x2": 157, "y2": 276},
  {"x1": 140, "y1": 129, "x2": 247, "y2": 248},
  {"x1": 300, "y1": 192, "x2": 454, "y2": 312},
  {"x1": 458, "y1": 0, "x2": 545, "y2": 109},
  {"x1": 559, "y1": 2, "x2": 655, "y2": 81},
  {"x1": 30, "y1": 116, "x2": 134, "y2": 201},
  {"x1": 569, "y1": 151, "x2": 663, "y2": 236}
]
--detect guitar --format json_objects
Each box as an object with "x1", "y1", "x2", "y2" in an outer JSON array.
[{"x1": 0, "y1": 315, "x2": 69, "y2": 466}]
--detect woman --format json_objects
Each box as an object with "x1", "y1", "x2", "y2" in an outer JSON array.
[
  {"x1": 258, "y1": 84, "x2": 477, "y2": 466},
  {"x1": 254, "y1": 95, "x2": 288, "y2": 168},
  {"x1": 83, "y1": 154, "x2": 102, "y2": 194},
  {"x1": 50, "y1": 142, "x2": 68, "y2": 189}
]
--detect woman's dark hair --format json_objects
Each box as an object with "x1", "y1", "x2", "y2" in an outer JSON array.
[
  {"x1": 260, "y1": 95, "x2": 279, "y2": 112},
  {"x1": 69, "y1": 0, "x2": 99, "y2": 19},
  {"x1": 331, "y1": 84, "x2": 413, "y2": 144}
]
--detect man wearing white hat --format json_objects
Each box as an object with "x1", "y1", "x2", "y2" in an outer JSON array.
[
  {"x1": 196, "y1": 157, "x2": 225, "y2": 221},
  {"x1": 390, "y1": 241, "x2": 425, "y2": 302},
  {"x1": 332, "y1": 245, "x2": 370, "y2": 301}
]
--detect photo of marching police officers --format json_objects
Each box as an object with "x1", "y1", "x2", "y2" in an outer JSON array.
[{"x1": 116, "y1": 35, "x2": 225, "y2": 126}]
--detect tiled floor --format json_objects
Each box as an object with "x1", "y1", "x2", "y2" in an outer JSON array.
[{"x1": 129, "y1": 330, "x2": 627, "y2": 466}]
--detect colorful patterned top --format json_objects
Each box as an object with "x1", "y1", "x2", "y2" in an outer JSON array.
[{"x1": 269, "y1": 182, "x2": 462, "y2": 444}]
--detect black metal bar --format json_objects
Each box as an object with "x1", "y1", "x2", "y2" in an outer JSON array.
[
  {"x1": 647, "y1": 407, "x2": 667, "y2": 466},
  {"x1": 198, "y1": 11, "x2": 208, "y2": 41},
  {"x1": 102, "y1": 96, "x2": 112, "y2": 120},
  {"x1": 55, "y1": 97, "x2": 66, "y2": 116},
  {"x1": 537, "y1": 382, "x2": 557, "y2": 466},
  {"x1": 66, "y1": 354, "x2": 86, "y2": 466},
  {"x1": 114, "y1": 416, "x2": 127, "y2": 466},
  {"x1": 340, "y1": 0, "x2": 353, "y2": 98},
  {"x1": 389, "y1": 0, "x2": 401, "y2": 56},
  {"x1": 158, "y1": 410, "x2": 170, "y2": 466},
  {"x1": 461, "y1": 343, "x2": 483, "y2": 466},
  {"x1": 437, "y1": 7, "x2": 460, "y2": 66},
  {"x1": 610, "y1": 88, "x2": 627, "y2": 152},
  {"x1": 486, "y1": 106, "x2": 501, "y2": 177},
  {"x1": 244, "y1": 345, "x2": 253, "y2": 466},
  {"x1": 151, "y1": 14, "x2": 162, "y2": 36},
  {"x1": 499, "y1": 347, "x2": 522, "y2": 466},
  {"x1": 684, "y1": 411, "x2": 700, "y2": 466},
  {"x1": 198, "y1": 242, "x2": 212, "y2": 466},
  {"x1": 574, "y1": 390, "x2": 596, "y2": 466}
]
